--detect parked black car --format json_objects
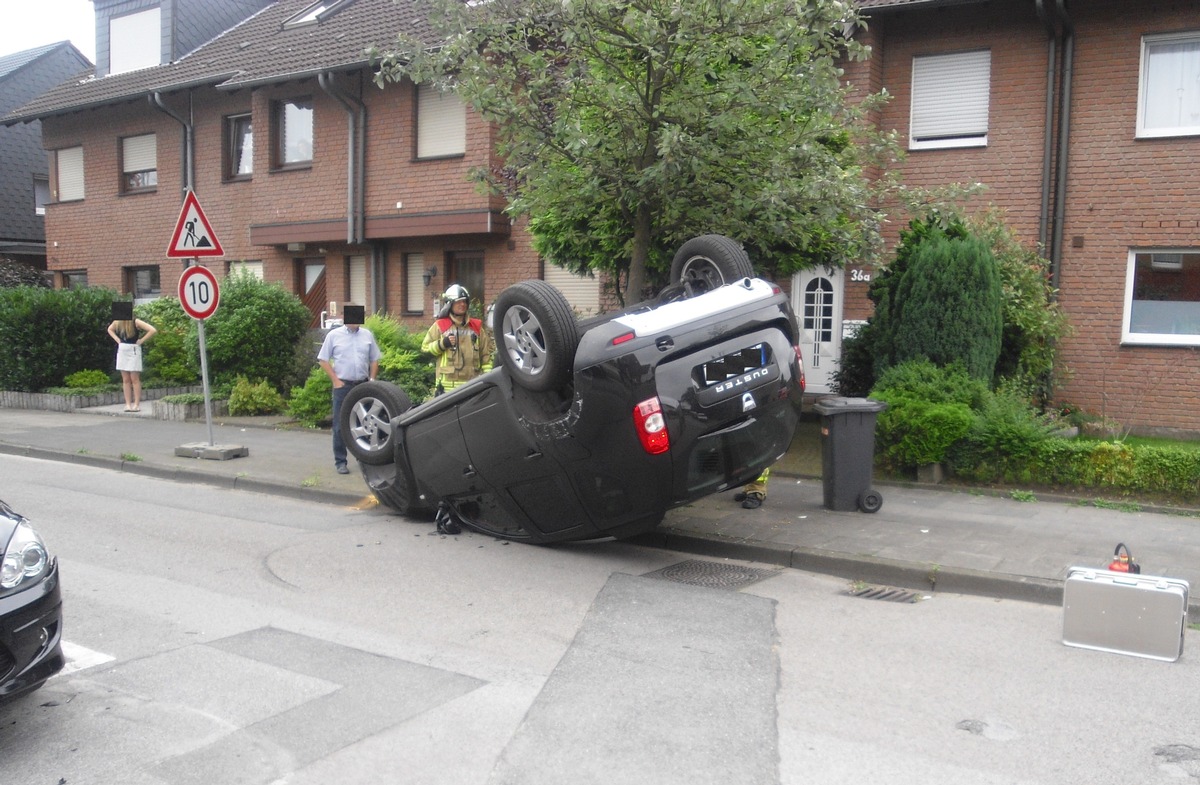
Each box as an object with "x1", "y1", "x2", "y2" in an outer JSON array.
[
  {"x1": 342, "y1": 235, "x2": 806, "y2": 543},
  {"x1": 0, "y1": 500, "x2": 63, "y2": 703}
]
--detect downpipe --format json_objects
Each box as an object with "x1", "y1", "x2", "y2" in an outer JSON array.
[
  {"x1": 150, "y1": 91, "x2": 194, "y2": 196},
  {"x1": 318, "y1": 72, "x2": 367, "y2": 245}
]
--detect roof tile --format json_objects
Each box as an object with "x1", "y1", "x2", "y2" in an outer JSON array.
[{"x1": 5, "y1": 0, "x2": 438, "y2": 123}]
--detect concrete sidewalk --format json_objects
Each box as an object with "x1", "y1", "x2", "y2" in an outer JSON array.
[{"x1": 1, "y1": 404, "x2": 1196, "y2": 620}]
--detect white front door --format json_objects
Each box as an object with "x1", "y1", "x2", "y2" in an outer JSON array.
[{"x1": 792, "y1": 268, "x2": 843, "y2": 394}]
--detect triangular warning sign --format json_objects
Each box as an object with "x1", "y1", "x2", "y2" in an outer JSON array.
[{"x1": 167, "y1": 190, "x2": 225, "y2": 258}]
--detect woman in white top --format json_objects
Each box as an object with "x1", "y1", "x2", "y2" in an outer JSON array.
[{"x1": 106, "y1": 302, "x2": 156, "y2": 413}]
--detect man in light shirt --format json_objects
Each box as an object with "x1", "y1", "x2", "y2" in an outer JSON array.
[{"x1": 317, "y1": 305, "x2": 381, "y2": 474}]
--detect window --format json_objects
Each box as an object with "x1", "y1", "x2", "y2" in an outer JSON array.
[
  {"x1": 1138, "y1": 33, "x2": 1200, "y2": 138},
  {"x1": 283, "y1": 0, "x2": 352, "y2": 28},
  {"x1": 226, "y1": 114, "x2": 253, "y2": 178},
  {"x1": 405, "y1": 253, "x2": 426, "y2": 313},
  {"x1": 229, "y1": 260, "x2": 263, "y2": 280},
  {"x1": 121, "y1": 134, "x2": 157, "y2": 192},
  {"x1": 275, "y1": 98, "x2": 313, "y2": 166},
  {"x1": 1123, "y1": 249, "x2": 1200, "y2": 345},
  {"x1": 446, "y1": 251, "x2": 483, "y2": 308},
  {"x1": 348, "y1": 255, "x2": 367, "y2": 307},
  {"x1": 109, "y1": 7, "x2": 161, "y2": 75},
  {"x1": 417, "y1": 83, "x2": 466, "y2": 159},
  {"x1": 909, "y1": 50, "x2": 991, "y2": 150},
  {"x1": 61, "y1": 270, "x2": 88, "y2": 289},
  {"x1": 543, "y1": 264, "x2": 600, "y2": 317},
  {"x1": 127, "y1": 265, "x2": 162, "y2": 301},
  {"x1": 33, "y1": 177, "x2": 49, "y2": 215},
  {"x1": 56, "y1": 146, "x2": 84, "y2": 201}
]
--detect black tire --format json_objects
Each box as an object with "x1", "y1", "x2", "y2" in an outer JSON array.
[
  {"x1": 494, "y1": 280, "x2": 580, "y2": 392},
  {"x1": 668, "y1": 235, "x2": 754, "y2": 294},
  {"x1": 360, "y1": 462, "x2": 434, "y2": 517},
  {"x1": 338, "y1": 381, "x2": 412, "y2": 466},
  {"x1": 858, "y1": 489, "x2": 883, "y2": 514}
]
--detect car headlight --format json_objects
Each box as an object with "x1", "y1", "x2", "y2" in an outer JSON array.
[{"x1": 1, "y1": 523, "x2": 50, "y2": 589}]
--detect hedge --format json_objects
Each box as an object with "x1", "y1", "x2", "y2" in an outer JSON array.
[
  {"x1": 947, "y1": 438, "x2": 1200, "y2": 499},
  {"x1": 0, "y1": 286, "x2": 115, "y2": 391}
]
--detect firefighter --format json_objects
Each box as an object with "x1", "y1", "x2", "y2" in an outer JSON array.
[{"x1": 422, "y1": 284, "x2": 493, "y2": 395}]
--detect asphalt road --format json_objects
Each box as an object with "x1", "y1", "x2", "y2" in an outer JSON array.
[{"x1": 2, "y1": 454, "x2": 1198, "y2": 784}]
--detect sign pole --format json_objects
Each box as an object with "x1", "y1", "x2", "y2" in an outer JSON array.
[
  {"x1": 182, "y1": 259, "x2": 216, "y2": 446},
  {"x1": 175, "y1": 262, "x2": 244, "y2": 460},
  {"x1": 195, "y1": 283, "x2": 215, "y2": 446},
  {"x1": 169, "y1": 190, "x2": 246, "y2": 461}
]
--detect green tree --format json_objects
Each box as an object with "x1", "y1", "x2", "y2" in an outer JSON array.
[{"x1": 374, "y1": 0, "x2": 896, "y2": 302}]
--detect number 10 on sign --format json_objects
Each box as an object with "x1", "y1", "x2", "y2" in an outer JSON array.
[{"x1": 178, "y1": 265, "x2": 220, "y2": 320}]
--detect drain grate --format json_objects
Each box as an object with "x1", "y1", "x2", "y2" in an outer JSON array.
[
  {"x1": 644, "y1": 559, "x2": 780, "y2": 590},
  {"x1": 847, "y1": 585, "x2": 924, "y2": 603}
]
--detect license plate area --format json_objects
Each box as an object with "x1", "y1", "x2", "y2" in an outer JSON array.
[{"x1": 693, "y1": 343, "x2": 778, "y2": 406}]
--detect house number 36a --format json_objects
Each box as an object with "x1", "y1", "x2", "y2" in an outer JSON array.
[{"x1": 850, "y1": 268, "x2": 872, "y2": 282}]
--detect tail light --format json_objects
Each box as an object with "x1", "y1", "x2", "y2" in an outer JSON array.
[{"x1": 633, "y1": 396, "x2": 670, "y2": 454}]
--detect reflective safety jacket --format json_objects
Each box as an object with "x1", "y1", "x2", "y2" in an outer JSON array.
[{"x1": 421, "y1": 315, "x2": 494, "y2": 392}]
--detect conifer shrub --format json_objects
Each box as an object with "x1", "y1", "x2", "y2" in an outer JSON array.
[{"x1": 888, "y1": 233, "x2": 1002, "y2": 380}]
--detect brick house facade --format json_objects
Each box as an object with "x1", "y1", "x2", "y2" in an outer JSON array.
[
  {"x1": 6, "y1": 0, "x2": 1198, "y2": 433},
  {"x1": 7, "y1": 0, "x2": 550, "y2": 332},
  {"x1": 843, "y1": 0, "x2": 1200, "y2": 435}
]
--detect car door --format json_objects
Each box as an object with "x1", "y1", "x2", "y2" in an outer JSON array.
[{"x1": 456, "y1": 382, "x2": 592, "y2": 539}]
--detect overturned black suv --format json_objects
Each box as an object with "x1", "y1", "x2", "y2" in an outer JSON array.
[{"x1": 341, "y1": 235, "x2": 806, "y2": 543}]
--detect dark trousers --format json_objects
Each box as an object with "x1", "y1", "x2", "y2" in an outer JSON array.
[{"x1": 331, "y1": 381, "x2": 363, "y2": 467}]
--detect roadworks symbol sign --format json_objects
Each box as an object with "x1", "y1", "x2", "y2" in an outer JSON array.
[{"x1": 167, "y1": 190, "x2": 224, "y2": 258}]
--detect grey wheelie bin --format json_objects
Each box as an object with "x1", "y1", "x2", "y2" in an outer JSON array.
[{"x1": 812, "y1": 397, "x2": 888, "y2": 513}]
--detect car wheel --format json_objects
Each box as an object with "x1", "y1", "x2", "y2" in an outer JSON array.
[
  {"x1": 668, "y1": 234, "x2": 754, "y2": 294},
  {"x1": 339, "y1": 381, "x2": 412, "y2": 466},
  {"x1": 495, "y1": 280, "x2": 580, "y2": 392},
  {"x1": 857, "y1": 489, "x2": 883, "y2": 514}
]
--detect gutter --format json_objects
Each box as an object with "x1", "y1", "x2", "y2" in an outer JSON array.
[
  {"x1": 318, "y1": 71, "x2": 366, "y2": 246},
  {"x1": 3, "y1": 73, "x2": 235, "y2": 127},
  {"x1": 226, "y1": 61, "x2": 373, "y2": 92},
  {"x1": 856, "y1": 0, "x2": 991, "y2": 11}
]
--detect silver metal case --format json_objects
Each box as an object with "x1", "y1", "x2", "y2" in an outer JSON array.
[{"x1": 1062, "y1": 567, "x2": 1189, "y2": 662}]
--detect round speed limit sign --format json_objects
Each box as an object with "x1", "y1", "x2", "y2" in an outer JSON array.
[{"x1": 178, "y1": 265, "x2": 221, "y2": 320}]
